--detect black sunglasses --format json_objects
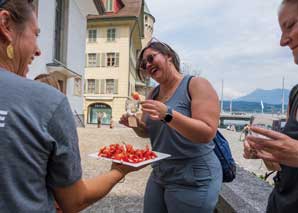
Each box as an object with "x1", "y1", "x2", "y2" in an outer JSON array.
[{"x1": 140, "y1": 53, "x2": 160, "y2": 70}]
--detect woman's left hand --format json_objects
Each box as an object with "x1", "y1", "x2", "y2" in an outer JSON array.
[{"x1": 140, "y1": 100, "x2": 168, "y2": 121}]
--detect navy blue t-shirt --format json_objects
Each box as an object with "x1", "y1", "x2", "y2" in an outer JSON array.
[{"x1": 0, "y1": 69, "x2": 82, "y2": 212}]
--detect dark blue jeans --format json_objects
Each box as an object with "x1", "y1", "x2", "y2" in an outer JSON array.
[{"x1": 143, "y1": 152, "x2": 222, "y2": 213}]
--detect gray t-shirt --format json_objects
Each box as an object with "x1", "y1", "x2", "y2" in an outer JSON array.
[{"x1": 0, "y1": 69, "x2": 82, "y2": 212}]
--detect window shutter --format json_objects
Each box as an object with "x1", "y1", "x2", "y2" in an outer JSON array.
[
  {"x1": 114, "y1": 79, "x2": 118, "y2": 94},
  {"x1": 96, "y1": 28, "x2": 99, "y2": 41},
  {"x1": 115, "y1": 53, "x2": 119, "y2": 67},
  {"x1": 85, "y1": 54, "x2": 88, "y2": 67},
  {"x1": 84, "y1": 79, "x2": 87, "y2": 93},
  {"x1": 116, "y1": 29, "x2": 120, "y2": 39},
  {"x1": 95, "y1": 80, "x2": 99, "y2": 94},
  {"x1": 101, "y1": 53, "x2": 106, "y2": 67},
  {"x1": 100, "y1": 79, "x2": 105, "y2": 94},
  {"x1": 96, "y1": 53, "x2": 100, "y2": 67}
]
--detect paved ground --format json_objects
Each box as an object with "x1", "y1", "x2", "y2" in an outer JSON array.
[
  {"x1": 79, "y1": 126, "x2": 151, "y2": 213},
  {"x1": 78, "y1": 126, "x2": 274, "y2": 212}
]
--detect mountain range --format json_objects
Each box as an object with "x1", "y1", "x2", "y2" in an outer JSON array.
[
  {"x1": 235, "y1": 88, "x2": 290, "y2": 105},
  {"x1": 220, "y1": 88, "x2": 291, "y2": 113}
]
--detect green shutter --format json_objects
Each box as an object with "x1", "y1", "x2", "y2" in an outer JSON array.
[
  {"x1": 114, "y1": 79, "x2": 118, "y2": 94},
  {"x1": 95, "y1": 80, "x2": 99, "y2": 94},
  {"x1": 100, "y1": 79, "x2": 105, "y2": 94},
  {"x1": 115, "y1": 53, "x2": 119, "y2": 67}
]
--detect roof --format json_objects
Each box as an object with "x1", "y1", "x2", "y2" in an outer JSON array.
[{"x1": 88, "y1": 0, "x2": 143, "y2": 20}]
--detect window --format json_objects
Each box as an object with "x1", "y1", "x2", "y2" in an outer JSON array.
[
  {"x1": 88, "y1": 29, "x2": 97, "y2": 43},
  {"x1": 145, "y1": 15, "x2": 148, "y2": 22},
  {"x1": 106, "y1": 79, "x2": 114, "y2": 94},
  {"x1": 106, "y1": 52, "x2": 119, "y2": 67},
  {"x1": 88, "y1": 53, "x2": 97, "y2": 67},
  {"x1": 54, "y1": 0, "x2": 68, "y2": 63},
  {"x1": 107, "y1": 28, "x2": 116, "y2": 41},
  {"x1": 106, "y1": 0, "x2": 113, "y2": 12},
  {"x1": 87, "y1": 79, "x2": 96, "y2": 93},
  {"x1": 74, "y1": 78, "x2": 82, "y2": 96}
]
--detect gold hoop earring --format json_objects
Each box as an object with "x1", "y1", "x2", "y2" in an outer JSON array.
[{"x1": 7, "y1": 44, "x2": 14, "y2": 59}]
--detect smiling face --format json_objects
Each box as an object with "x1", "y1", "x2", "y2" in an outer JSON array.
[
  {"x1": 14, "y1": 12, "x2": 41, "y2": 76},
  {"x1": 279, "y1": 2, "x2": 298, "y2": 64},
  {"x1": 141, "y1": 48, "x2": 171, "y2": 82}
]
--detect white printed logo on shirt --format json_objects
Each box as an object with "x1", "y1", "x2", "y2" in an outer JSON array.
[{"x1": 0, "y1": 110, "x2": 8, "y2": 128}]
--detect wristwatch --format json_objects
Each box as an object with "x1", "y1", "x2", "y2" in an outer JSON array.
[{"x1": 162, "y1": 106, "x2": 173, "y2": 123}]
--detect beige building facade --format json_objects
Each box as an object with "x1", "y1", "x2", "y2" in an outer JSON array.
[{"x1": 84, "y1": 0, "x2": 154, "y2": 126}]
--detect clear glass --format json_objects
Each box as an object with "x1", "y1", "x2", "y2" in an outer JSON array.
[
  {"x1": 250, "y1": 115, "x2": 281, "y2": 171},
  {"x1": 125, "y1": 99, "x2": 139, "y2": 116}
]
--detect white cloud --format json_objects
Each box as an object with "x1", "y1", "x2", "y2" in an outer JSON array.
[
  {"x1": 222, "y1": 87, "x2": 246, "y2": 100},
  {"x1": 146, "y1": 0, "x2": 298, "y2": 97}
]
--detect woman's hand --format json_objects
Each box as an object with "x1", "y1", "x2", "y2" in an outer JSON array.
[
  {"x1": 140, "y1": 100, "x2": 168, "y2": 121},
  {"x1": 243, "y1": 139, "x2": 259, "y2": 159},
  {"x1": 111, "y1": 162, "x2": 147, "y2": 176},
  {"x1": 246, "y1": 126, "x2": 298, "y2": 167}
]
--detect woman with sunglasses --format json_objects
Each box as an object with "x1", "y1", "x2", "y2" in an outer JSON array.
[
  {"x1": 120, "y1": 41, "x2": 222, "y2": 213},
  {"x1": 0, "y1": 1, "x2": 143, "y2": 212}
]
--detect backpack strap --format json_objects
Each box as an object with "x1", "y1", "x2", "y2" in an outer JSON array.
[
  {"x1": 187, "y1": 75, "x2": 194, "y2": 101},
  {"x1": 150, "y1": 85, "x2": 160, "y2": 100}
]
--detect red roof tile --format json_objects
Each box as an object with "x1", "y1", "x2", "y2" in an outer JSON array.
[{"x1": 88, "y1": 0, "x2": 143, "y2": 20}]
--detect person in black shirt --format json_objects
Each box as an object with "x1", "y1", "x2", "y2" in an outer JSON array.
[{"x1": 244, "y1": 0, "x2": 298, "y2": 212}]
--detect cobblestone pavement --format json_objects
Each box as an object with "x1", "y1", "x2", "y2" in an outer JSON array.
[
  {"x1": 79, "y1": 126, "x2": 151, "y2": 213},
  {"x1": 78, "y1": 127, "x2": 273, "y2": 212}
]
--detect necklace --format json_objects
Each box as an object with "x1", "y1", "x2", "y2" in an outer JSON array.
[
  {"x1": 157, "y1": 75, "x2": 183, "y2": 102},
  {"x1": 157, "y1": 94, "x2": 170, "y2": 102}
]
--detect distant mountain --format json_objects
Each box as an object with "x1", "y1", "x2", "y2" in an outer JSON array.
[
  {"x1": 222, "y1": 100, "x2": 287, "y2": 114},
  {"x1": 236, "y1": 88, "x2": 290, "y2": 105}
]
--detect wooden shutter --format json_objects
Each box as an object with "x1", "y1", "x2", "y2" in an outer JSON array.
[
  {"x1": 100, "y1": 79, "x2": 105, "y2": 94},
  {"x1": 114, "y1": 79, "x2": 118, "y2": 94}
]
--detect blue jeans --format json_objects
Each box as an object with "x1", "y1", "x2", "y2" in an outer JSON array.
[{"x1": 143, "y1": 152, "x2": 222, "y2": 213}]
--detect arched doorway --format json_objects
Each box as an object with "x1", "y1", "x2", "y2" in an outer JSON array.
[{"x1": 88, "y1": 103, "x2": 112, "y2": 125}]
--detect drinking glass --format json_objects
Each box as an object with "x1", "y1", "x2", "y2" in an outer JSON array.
[
  {"x1": 125, "y1": 99, "x2": 140, "y2": 127},
  {"x1": 250, "y1": 115, "x2": 281, "y2": 171}
]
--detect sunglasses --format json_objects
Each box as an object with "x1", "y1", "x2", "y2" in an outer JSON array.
[{"x1": 140, "y1": 53, "x2": 160, "y2": 70}]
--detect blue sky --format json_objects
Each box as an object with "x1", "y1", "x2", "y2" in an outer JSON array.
[{"x1": 146, "y1": 0, "x2": 298, "y2": 100}]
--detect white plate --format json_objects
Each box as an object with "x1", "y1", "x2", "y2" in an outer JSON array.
[{"x1": 88, "y1": 151, "x2": 171, "y2": 168}]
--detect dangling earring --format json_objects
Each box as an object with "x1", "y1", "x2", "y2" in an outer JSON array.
[{"x1": 7, "y1": 43, "x2": 14, "y2": 59}]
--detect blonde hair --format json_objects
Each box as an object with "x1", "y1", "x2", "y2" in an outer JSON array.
[{"x1": 34, "y1": 74, "x2": 60, "y2": 90}]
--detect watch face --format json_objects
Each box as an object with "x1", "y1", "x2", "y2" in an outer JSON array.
[{"x1": 164, "y1": 113, "x2": 173, "y2": 123}]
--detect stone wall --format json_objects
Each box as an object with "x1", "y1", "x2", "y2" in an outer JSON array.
[{"x1": 216, "y1": 166, "x2": 273, "y2": 213}]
